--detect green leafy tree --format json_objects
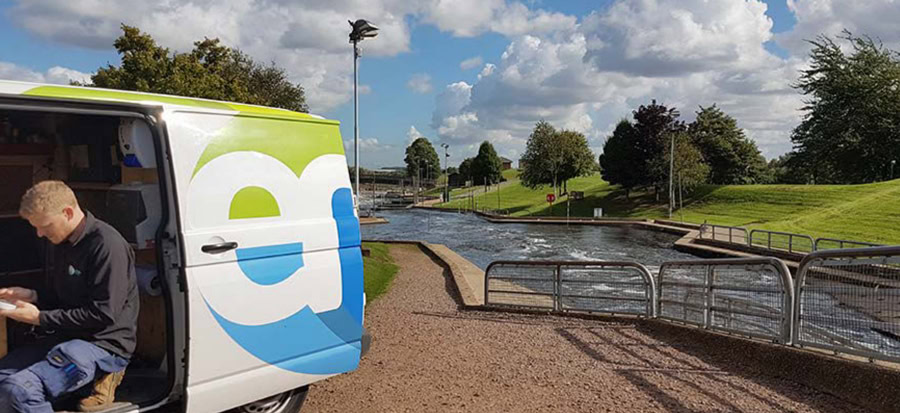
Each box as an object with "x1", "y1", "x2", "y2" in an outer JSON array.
[
  {"x1": 520, "y1": 121, "x2": 562, "y2": 192},
  {"x1": 556, "y1": 130, "x2": 597, "y2": 193},
  {"x1": 84, "y1": 25, "x2": 308, "y2": 112},
  {"x1": 458, "y1": 158, "x2": 475, "y2": 185},
  {"x1": 404, "y1": 137, "x2": 441, "y2": 181},
  {"x1": 665, "y1": 133, "x2": 710, "y2": 197},
  {"x1": 472, "y1": 141, "x2": 503, "y2": 185},
  {"x1": 599, "y1": 119, "x2": 645, "y2": 197},
  {"x1": 688, "y1": 105, "x2": 766, "y2": 184},
  {"x1": 791, "y1": 31, "x2": 900, "y2": 183},
  {"x1": 520, "y1": 121, "x2": 595, "y2": 194},
  {"x1": 632, "y1": 100, "x2": 686, "y2": 196}
]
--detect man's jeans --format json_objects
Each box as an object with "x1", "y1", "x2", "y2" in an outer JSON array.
[{"x1": 0, "y1": 339, "x2": 128, "y2": 413}]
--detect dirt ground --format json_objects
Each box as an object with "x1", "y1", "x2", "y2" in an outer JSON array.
[{"x1": 304, "y1": 244, "x2": 872, "y2": 413}]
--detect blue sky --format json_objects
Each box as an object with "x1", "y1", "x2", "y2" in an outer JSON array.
[{"x1": 2, "y1": 0, "x2": 891, "y2": 168}]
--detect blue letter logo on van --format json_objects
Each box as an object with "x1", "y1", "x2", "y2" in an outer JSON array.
[{"x1": 204, "y1": 188, "x2": 364, "y2": 375}]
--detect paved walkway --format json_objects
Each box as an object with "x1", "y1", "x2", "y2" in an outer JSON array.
[{"x1": 304, "y1": 244, "x2": 872, "y2": 413}]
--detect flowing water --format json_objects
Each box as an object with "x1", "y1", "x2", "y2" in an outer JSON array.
[{"x1": 361, "y1": 209, "x2": 697, "y2": 271}]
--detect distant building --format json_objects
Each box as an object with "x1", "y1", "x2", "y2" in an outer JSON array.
[{"x1": 500, "y1": 157, "x2": 513, "y2": 170}]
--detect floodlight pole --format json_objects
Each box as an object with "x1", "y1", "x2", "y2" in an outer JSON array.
[
  {"x1": 669, "y1": 133, "x2": 675, "y2": 219},
  {"x1": 353, "y1": 39, "x2": 360, "y2": 200}
]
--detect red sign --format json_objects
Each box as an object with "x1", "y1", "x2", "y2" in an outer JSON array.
[{"x1": 546, "y1": 193, "x2": 556, "y2": 203}]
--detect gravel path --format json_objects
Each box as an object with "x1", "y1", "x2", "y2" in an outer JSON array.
[{"x1": 305, "y1": 244, "x2": 871, "y2": 413}]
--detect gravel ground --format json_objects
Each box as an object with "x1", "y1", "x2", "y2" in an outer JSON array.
[{"x1": 305, "y1": 244, "x2": 872, "y2": 413}]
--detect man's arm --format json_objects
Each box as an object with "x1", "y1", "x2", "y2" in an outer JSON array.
[{"x1": 38, "y1": 242, "x2": 130, "y2": 330}]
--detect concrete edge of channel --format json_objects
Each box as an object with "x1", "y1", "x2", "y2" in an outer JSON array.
[{"x1": 362, "y1": 239, "x2": 485, "y2": 307}]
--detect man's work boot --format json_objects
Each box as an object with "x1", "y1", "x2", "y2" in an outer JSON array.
[{"x1": 77, "y1": 370, "x2": 125, "y2": 412}]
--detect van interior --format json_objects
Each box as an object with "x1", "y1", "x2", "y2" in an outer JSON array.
[{"x1": 0, "y1": 108, "x2": 173, "y2": 411}]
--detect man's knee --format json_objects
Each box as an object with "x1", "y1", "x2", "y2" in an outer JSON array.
[{"x1": 0, "y1": 371, "x2": 47, "y2": 413}]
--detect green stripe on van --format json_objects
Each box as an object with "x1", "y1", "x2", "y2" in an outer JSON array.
[
  {"x1": 192, "y1": 114, "x2": 345, "y2": 178},
  {"x1": 23, "y1": 86, "x2": 314, "y2": 120}
]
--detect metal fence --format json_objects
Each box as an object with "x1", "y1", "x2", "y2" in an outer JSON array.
[
  {"x1": 814, "y1": 238, "x2": 883, "y2": 251},
  {"x1": 657, "y1": 258, "x2": 794, "y2": 343},
  {"x1": 698, "y1": 224, "x2": 749, "y2": 244},
  {"x1": 484, "y1": 261, "x2": 656, "y2": 317},
  {"x1": 749, "y1": 229, "x2": 815, "y2": 254},
  {"x1": 793, "y1": 246, "x2": 900, "y2": 363},
  {"x1": 484, "y1": 247, "x2": 900, "y2": 365}
]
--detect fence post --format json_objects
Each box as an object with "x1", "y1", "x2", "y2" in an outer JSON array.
[
  {"x1": 704, "y1": 265, "x2": 713, "y2": 329},
  {"x1": 554, "y1": 265, "x2": 562, "y2": 312}
]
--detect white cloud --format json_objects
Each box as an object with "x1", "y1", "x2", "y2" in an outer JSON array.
[
  {"x1": 460, "y1": 56, "x2": 483, "y2": 70},
  {"x1": 344, "y1": 137, "x2": 387, "y2": 152},
  {"x1": 0, "y1": 62, "x2": 92, "y2": 84},
  {"x1": 420, "y1": 0, "x2": 575, "y2": 38},
  {"x1": 406, "y1": 73, "x2": 433, "y2": 94},
  {"x1": 407, "y1": 125, "x2": 425, "y2": 145},
  {"x1": 6, "y1": 0, "x2": 575, "y2": 113},
  {"x1": 777, "y1": 0, "x2": 900, "y2": 57},
  {"x1": 431, "y1": 0, "x2": 812, "y2": 159}
]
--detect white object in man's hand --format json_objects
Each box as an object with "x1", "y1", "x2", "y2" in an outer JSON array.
[
  {"x1": 0, "y1": 300, "x2": 40, "y2": 325},
  {"x1": 0, "y1": 299, "x2": 15, "y2": 311}
]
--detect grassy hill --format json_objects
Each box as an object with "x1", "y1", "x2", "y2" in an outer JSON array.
[{"x1": 437, "y1": 170, "x2": 900, "y2": 244}]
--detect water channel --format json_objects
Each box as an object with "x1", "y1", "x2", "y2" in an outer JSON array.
[
  {"x1": 361, "y1": 209, "x2": 696, "y2": 271},
  {"x1": 361, "y1": 209, "x2": 900, "y2": 360}
]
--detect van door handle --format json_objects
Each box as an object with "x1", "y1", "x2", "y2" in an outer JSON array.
[{"x1": 201, "y1": 242, "x2": 238, "y2": 254}]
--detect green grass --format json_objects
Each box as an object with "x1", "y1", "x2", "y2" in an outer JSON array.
[
  {"x1": 437, "y1": 175, "x2": 900, "y2": 244},
  {"x1": 363, "y1": 242, "x2": 399, "y2": 304}
]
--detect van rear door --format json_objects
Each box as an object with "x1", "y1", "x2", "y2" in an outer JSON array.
[{"x1": 165, "y1": 109, "x2": 364, "y2": 412}]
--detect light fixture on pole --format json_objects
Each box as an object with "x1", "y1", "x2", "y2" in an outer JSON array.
[
  {"x1": 349, "y1": 19, "x2": 379, "y2": 202},
  {"x1": 892, "y1": 160, "x2": 896, "y2": 180}
]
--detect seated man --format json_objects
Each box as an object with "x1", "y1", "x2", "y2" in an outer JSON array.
[{"x1": 0, "y1": 181, "x2": 139, "y2": 413}]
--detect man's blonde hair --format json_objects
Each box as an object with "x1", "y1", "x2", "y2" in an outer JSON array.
[{"x1": 19, "y1": 180, "x2": 80, "y2": 218}]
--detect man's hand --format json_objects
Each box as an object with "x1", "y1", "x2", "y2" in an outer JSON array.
[
  {"x1": 0, "y1": 287, "x2": 37, "y2": 303},
  {"x1": 0, "y1": 300, "x2": 41, "y2": 325}
]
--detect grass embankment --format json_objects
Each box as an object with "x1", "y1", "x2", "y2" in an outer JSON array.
[
  {"x1": 363, "y1": 242, "x2": 399, "y2": 304},
  {"x1": 438, "y1": 170, "x2": 900, "y2": 244}
]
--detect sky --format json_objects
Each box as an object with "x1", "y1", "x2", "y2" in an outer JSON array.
[{"x1": 2, "y1": 0, "x2": 899, "y2": 169}]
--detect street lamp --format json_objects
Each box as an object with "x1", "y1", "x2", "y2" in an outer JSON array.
[
  {"x1": 349, "y1": 19, "x2": 379, "y2": 201},
  {"x1": 892, "y1": 160, "x2": 896, "y2": 180},
  {"x1": 441, "y1": 143, "x2": 450, "y2": 202}
]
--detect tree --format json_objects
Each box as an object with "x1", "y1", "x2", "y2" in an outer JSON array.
[
  {"x1": 689, "y1": 105, "x2": 767, "y2": 184},
  {"x1": 632, "y1": 100, "x2": 686, "y2": 196},
  {"x1": 599, "y1": 120, "x2": 645, "y2": 197},
  {"x1": 84, "y1": 25, "x2": 308, "y2": 112},
  {"x1": 521, "y1": 122, "x2": 597, "y2": 194},
  {"x1": 556, "y1": 130, "x2": 597, "y2": 193},
  {"x1": 404, "y1": 137, "x2": 441, "y2": 182},
  {"x1": 791, "y1": 31, "x2": 900, "y2": 183},
  {"x1": 472, "y1": 141, "x2": 503, "y2": 185},
  {"x1": 520, "y1": 121, "x2": 562, "y2": 191},
  {"x1": 665, "y1": 133, "x2": 710, "y2": 199},
  {"x1": 458, "y1": 158, "x2": 475, "y2": 185}
]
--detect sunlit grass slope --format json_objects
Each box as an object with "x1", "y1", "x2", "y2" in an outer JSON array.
[{"x1": 438, "y1": 174, "x2": 900, "y2": 244}]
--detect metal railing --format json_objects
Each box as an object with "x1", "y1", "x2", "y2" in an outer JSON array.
[
  {"x1": 814, "y1": 238, "x2": 883, "y2": 251},
  {"x1": 657, "y1": 258, "x2": 794, "y2": 344},
  {"x1": 749, "y1": 229, "x2": 815, "y2": 254},
  {"x1": 698, "y1": 224, "x2": 749, "y2": 244},
  {"x1": 793, "y1": 246, "x2": 900, "y2": 364},
  {"x1": 484, "y1": 260, "x2": 656, "y2": 317}
]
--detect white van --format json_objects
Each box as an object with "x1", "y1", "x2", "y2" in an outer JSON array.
[{"x1": 0, "y1": 80, "x2": 370, "y2": 413}]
